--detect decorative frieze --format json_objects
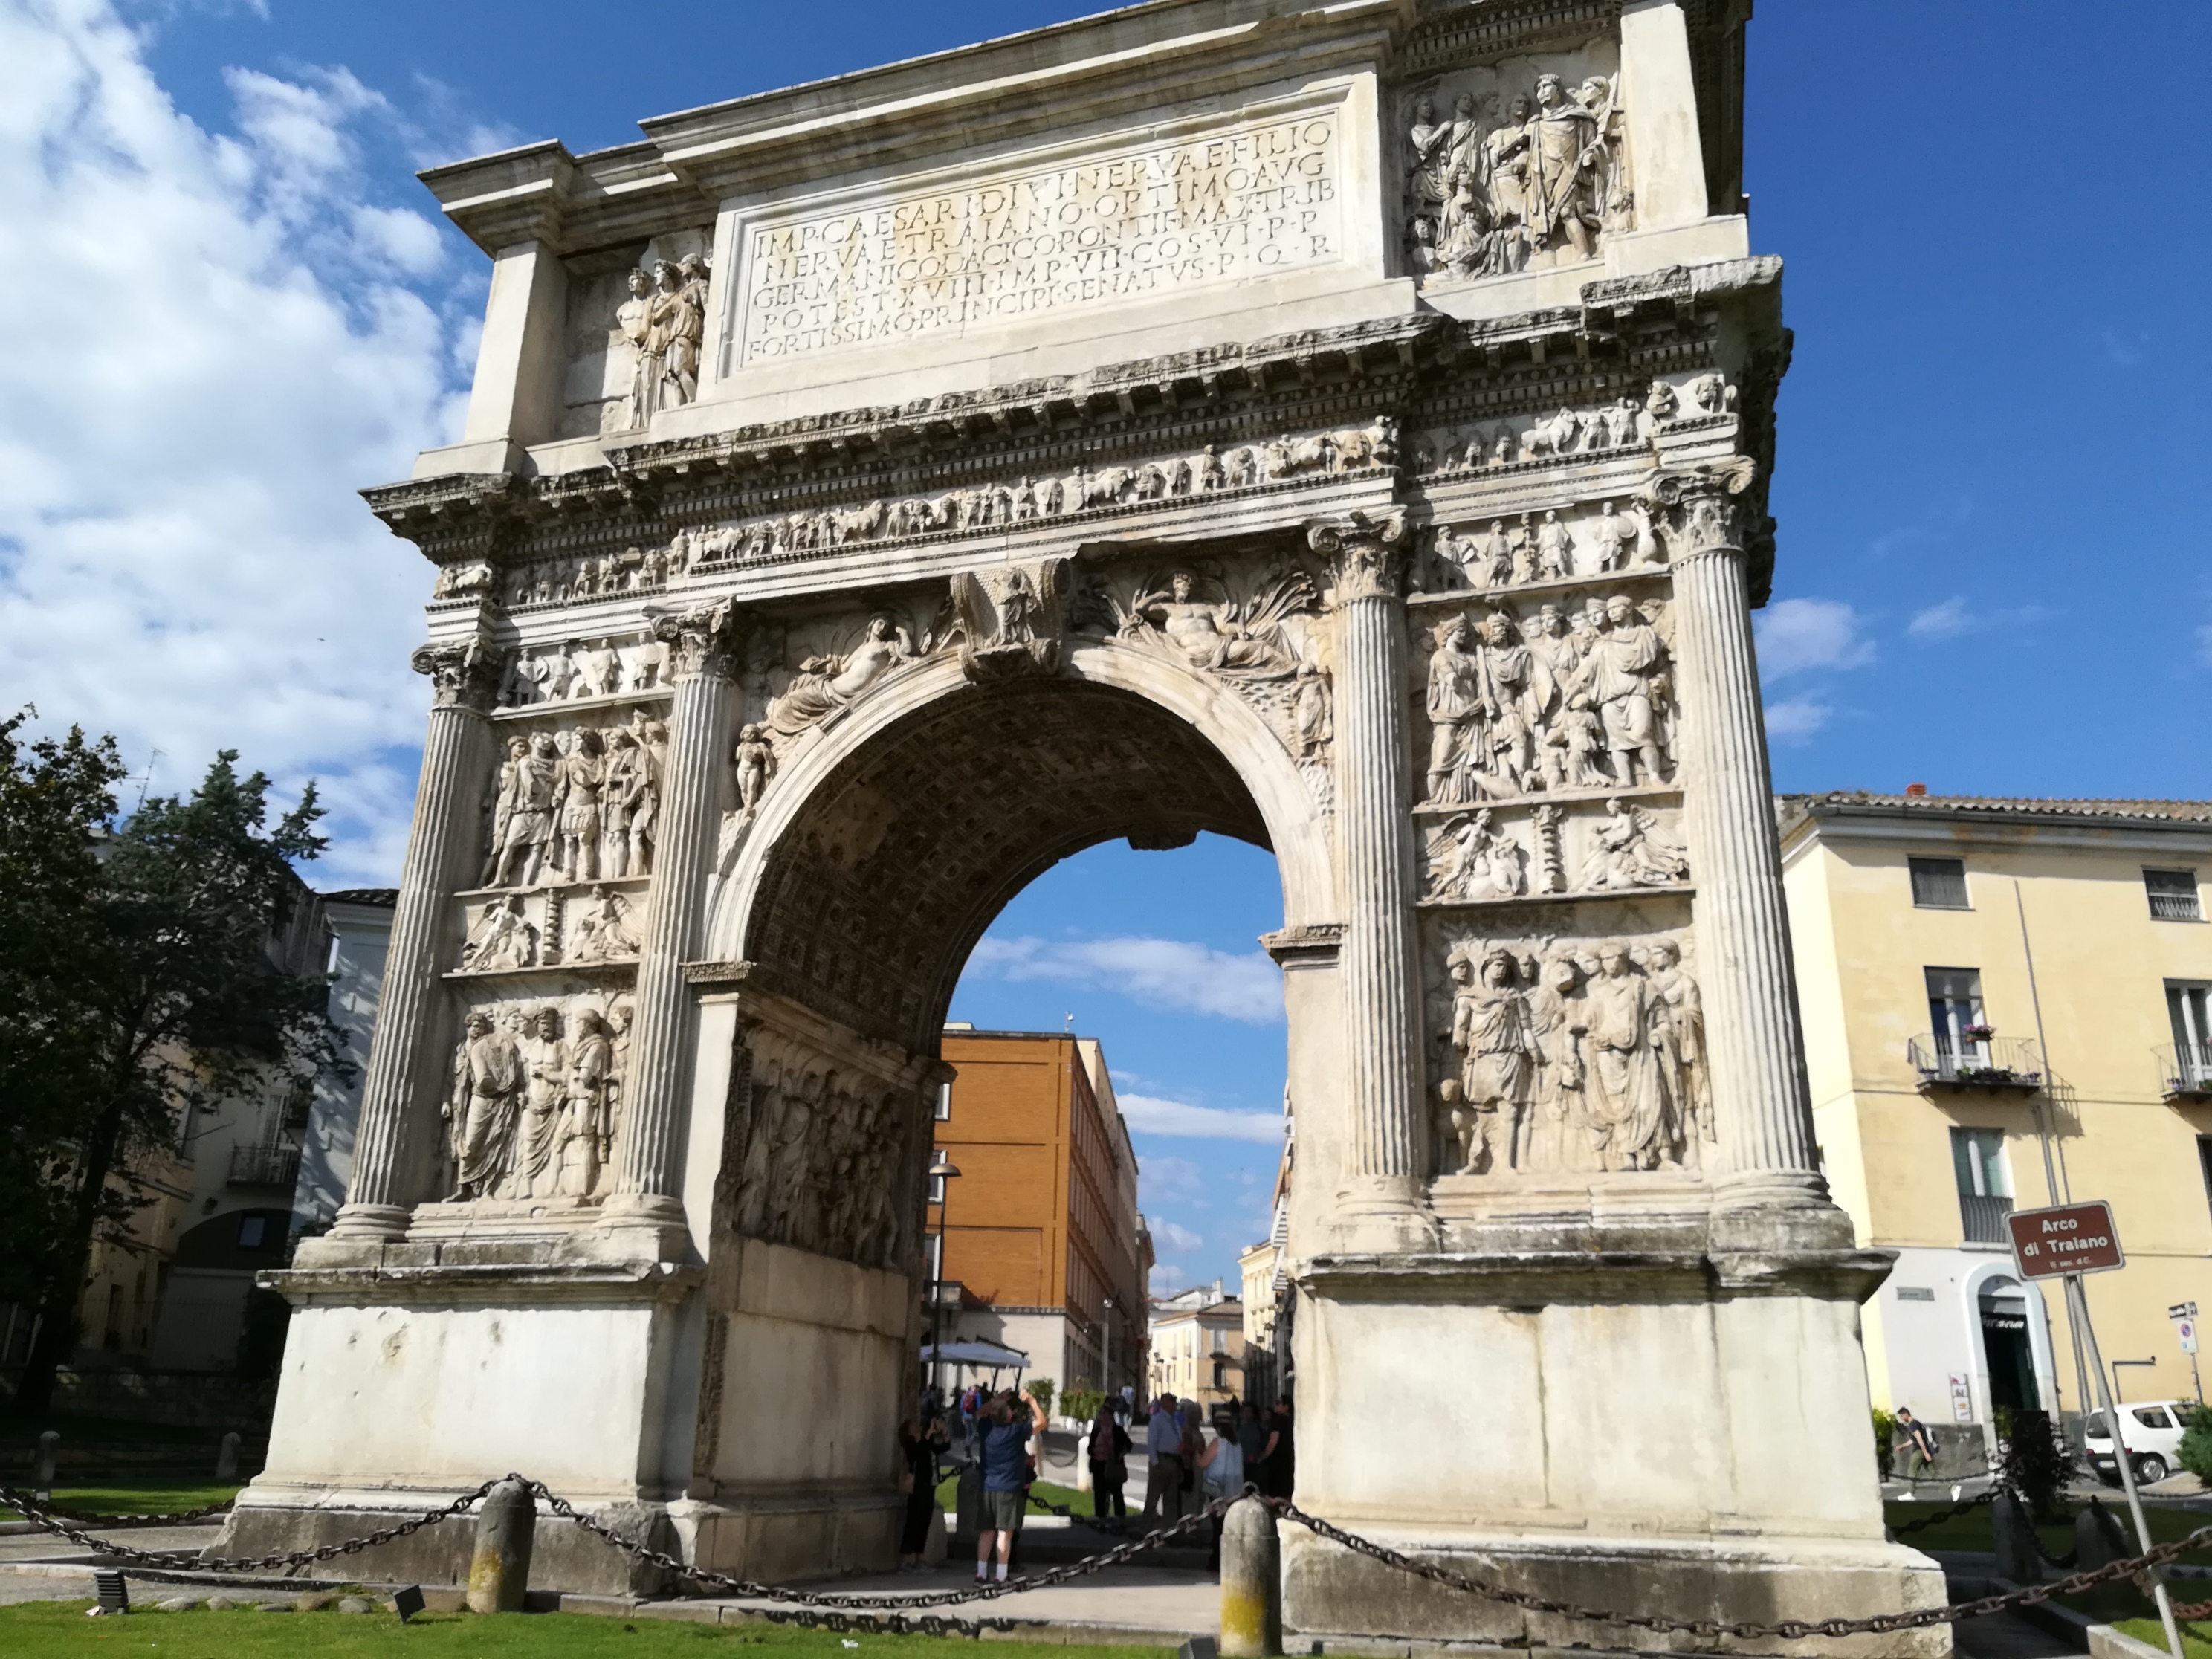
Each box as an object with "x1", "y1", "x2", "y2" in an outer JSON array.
[{"x1": 442, "y1": 993, "x2": 634, "y2": 1203}]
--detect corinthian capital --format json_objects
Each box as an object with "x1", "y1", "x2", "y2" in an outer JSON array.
[
  {"x1": 1641, "y1": 458, "x2": 1759, "y2": 564},
  {"x1": 650, "y1": 598, "x2": 743, "y2": 682},
  {"x1": 1307, "y1": 511, "x2": 1409, "y2": 601},
  {"x1": 410, "y1": 638, "x2": 500, "y2": 710}
]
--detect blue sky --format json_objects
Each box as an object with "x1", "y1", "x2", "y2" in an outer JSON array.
[{"x1": 2, "y1": 1, "x2": 2205, "y2": 1292}]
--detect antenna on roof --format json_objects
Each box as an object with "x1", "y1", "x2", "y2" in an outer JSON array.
[{"x1": 134, "y1": 749, "x2": 162, "y2": 813}]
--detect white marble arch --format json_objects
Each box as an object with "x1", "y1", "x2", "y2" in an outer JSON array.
[{"x1": 699, "y1": 633, "x2": 1339, "y2": 963}]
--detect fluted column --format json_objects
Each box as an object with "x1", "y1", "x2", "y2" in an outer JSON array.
[
  {"x1": 603, "y1": 600, "x2": 739, "y2": 1239},
  {"x1": 1309, "y1": 515, "x2": 1425, "y2": 1214},
  {"x1": 1646, "y1": 462, "x2": 1823, "y2": 1206},
  {"x1": 329, "y1": 637, "x2": 499, "y2": 1240}
]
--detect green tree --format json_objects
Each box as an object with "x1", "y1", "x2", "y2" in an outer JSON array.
[
  {"x1": 4, "y1": 727, "x2": 343, "y2": 1411},
  {"x1": 2179, "y1": 1406, "x2": 2212, "y2": 1483},
  {"x1": 1024, "y1": 1377, "x2": 1056, "y2": 1416}
]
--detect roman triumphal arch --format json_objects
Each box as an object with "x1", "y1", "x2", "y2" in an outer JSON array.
[{"x1": 228, "y1": 1, "x2": 1948, "y2": 1645}]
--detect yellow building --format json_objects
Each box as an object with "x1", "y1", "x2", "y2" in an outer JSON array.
[
  {"x1": 1780, "y1": 791, "x2": 2212, "y2": 1447},
  {"x1": 1146, "y1": 1285, "x2": 1246, "y2": 1409}
]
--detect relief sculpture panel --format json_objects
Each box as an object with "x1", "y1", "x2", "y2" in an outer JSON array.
[
  {"x1": 442, "y1": 992, "x2": 634, "y2": 1203},
  {"x1": 1400, "y1": 41, "x2": 1631, "y2": 284},
  {"x1": 1429, "y1": 928, "x2": 1711, "y2": 1180},
  {"x1": 733, "y1": 111, "x2": 1342, "y2": 367},
  {"x1": 480, "y1": 711, "x2": 668, "y2": 891}
]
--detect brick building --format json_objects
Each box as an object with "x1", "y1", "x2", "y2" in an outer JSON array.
[{"x1": 928, "y1": 1029, "x2": 1151, "y2": 1400}]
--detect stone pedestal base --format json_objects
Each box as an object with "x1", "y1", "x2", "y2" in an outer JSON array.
[
  {"x1": 1281, "y1": 1526, "x2": 1949, "y2": 1656},
  {"x1": 224, "y1": 1235, "x2": 916, "y2": 1593},
  {"x1": 1287, "y1": 1208, "x2": 1947, "y2": 1655}
]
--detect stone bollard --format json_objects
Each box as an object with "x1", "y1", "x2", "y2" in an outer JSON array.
[
  {"x1": 216, "y1": 1432, "x2": 240, "y2": 1482},
  {"x1": 465, "y1": 1478, "x2": 537, "y2": 1614},
  {"x1": 33, "y1": 1432, "x2": 58, "y2": 1502},
  {"x1": 2074, "y1": 1498, "x2": 2134, "y2": 1618},
  {"x1": 1218, "y1": 1496, "x2": 1282, "y2": 1658},
  {"x1": 1989, "y1": 1487, "x2": 2040, "y2": 1585},
  {"x1": 954, "y1": 1461, "x2": 983, "y2": 1550}
]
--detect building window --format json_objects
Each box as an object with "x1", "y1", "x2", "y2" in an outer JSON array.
[
  {"x1": 1951, "y1": 1126, "x2": 2013, "y2": 1244},
  {"x1": 925, "y1": 1232, "x2": 944, "y2": 1284},
  {"x1": 2147, "y1": 869, "x2": 2204, "y2": 922},
  {"x1": 236, "y1": 1214, "x2": 268, "y2": 1249},
  {"x1": 2173, "y1": 985, "x2": 2212, "y2": 1090},
  {"x1": 934, "y1": 1081, "x2": 952, "y2": 1120},
  {"x1": 1211, "y1": 1327, "x2": 1227, "y2": 1355},
  {"x1": 1909, "y1": 856, "x2": 1970, "y2": 910},
  {"x1": 1926, "y1": 967, "x2": 1988, "y2": 1059},
  {"x1": 928, "y1": 1172, "x2": 945, "y2": 1204}
]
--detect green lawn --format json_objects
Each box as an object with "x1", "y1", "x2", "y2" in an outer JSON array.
[
  {"x1": 931, "y1": 1476, "x2": 1098, "y2": 1518},
  {"x1": 4, "y1": 1484, "x2": 240, "y2": 1519},
  {"x1": 1884, "y1": 1501, "x2": 2212, "y2": 1562},
  {"x1": 0, "y1": 1600, "x2": 1174, "y2": 1658},
  {"x1": 2118, "y1": 1618, "x2": 2212, "y2": 1658}
]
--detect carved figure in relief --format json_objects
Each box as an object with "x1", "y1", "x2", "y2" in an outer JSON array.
[
  {"x1": 568, "y1": 885, "x2": 642, "y2": 963},
  {"x1": 1126, "y1": 571, "x2": 1305, "y2": 679},
  {"x1": 578, "y1": 639, "x2": 620, "y2": 699},
  {"x1": 1545, "y1": 692, "x2": 1611, "y2": 788},
  {"x1": 616, "y1": 268, "x2": 659, "y2": 430},
  {"x1": 653, "y1": 256, "x2": 707, "y2": 410},
  {"x1": 1475, "y1": 612, "x2": 1542, "y2": 788},
  {"x1": 512, "y1": 1006, "x2": 570, "y2": 1198},
  {"x1": 444, "y1": 1011, "x2": 525, "y2": 1201},
  {"x1": 480, "y1": 738, "x2": 528, "y2": 885},
  {"x1": 553, "y1": 728, "x2": 607, "y2": 883},
  {"x1": 1425, "y1": 617, "x2": 1484, "y2": 802},
  {"x1": 462, "y1": 895, "x2": 537, "y2": 971},
  {"x1": 1646, "y1": 379, "x2": 1679, "y2": 422},
  {"x1": 1580, "y1": 798, "x2": 1690, "y2": 890},
  {"x1": 1524, "y1": 954, "x2": 1591, "y2": 1172},
  {"x1": 1582, "y1": 942, "x2": 1675, "y2": 1171},
  {"x1": 1572, "y1": 596, "x2": 1671, "y2": 784},
  {"x1": 1588, "y1": 501, "x2": 1636, "y2": 572},
  {"x1": 489, "y1": 733, "x2": 560, "y2": 889},
  {"x1": 1446, "y1": 946, "x2": 1539, "y2": 1174},
  {"x1": 1535, "y1": 511, "x2": 1572, "y2": 580},
  {"x1": 1292, "y1": 662, "x2": 1331, "y2": 759},
  {"x1": 560, "y1": 1007, "x2": 616, "y2": 1197},
  {"x1": 1432, "y1": 810, "x2": 1527, "y2": 901},
  {"x1": 734, "y1": 724, "x2": 777, "y2": 812},
  {"x1": 768, "y1": 615, "x2": 916, "y2": 737},
  {"x1": 599, "y1": 728, "x2": 651, "y2": 880},
  {"x1": 1644, "y1": 940, "x2": 1710, "y2": 1159}
]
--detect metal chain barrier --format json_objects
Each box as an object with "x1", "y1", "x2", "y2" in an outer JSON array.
[
  {"x1": 7, "y1": 1472, "x2": 2211, "y2": 1641},
  {"x1": 0, "y1": 1478, "x2": 498, "y2": 1574},
  {"x1": 1261, "y1": 1494, "x2": 2212, "y2": 1641},
  {"x1": 11, "y1": 1497, "x2": 237, "y2": 1527},
  {"x1": 1887, "y1": 1486, "x2": 1994, "y2": 1538}
]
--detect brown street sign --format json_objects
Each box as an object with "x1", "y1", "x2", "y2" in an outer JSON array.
[{"x1": 2007, "y1": 1201, "x2": 2124, "y2": 1278}]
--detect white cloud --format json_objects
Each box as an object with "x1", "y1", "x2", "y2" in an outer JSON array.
[
  {"x1": 1149, "y1": 1263, "x2": 1188, "y2": 1294},
  {"x1": 1119, "y1": 1092, "x2": 1284, "y2": 1144},
  {"x1": 1754, "y1": 598, "x2": 1876, "y2": 680},
  {"x1": 1138, "y1": 1154, "x2": 1203, "y2": 1201},
  {"x1": 965, "y1": 935, "x2": 1283, "y2": 1023},
  {"x1": 1151, "y1": 1219, "x2": 1203, "y2": 1253},
  {"x1": 1764, "y1": 697, "x2": 1832, "y2": 745},
  {"x1": 0, "y1": 1, "x2": 471, "y2": 885},
  {"x1": 1907, "y1": 597, "x2": 1973, "y2": 641}
]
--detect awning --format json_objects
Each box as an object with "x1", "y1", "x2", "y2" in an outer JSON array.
[{"x1": 922, "y1": 1339, "x2": 1029, "y2": 1369}]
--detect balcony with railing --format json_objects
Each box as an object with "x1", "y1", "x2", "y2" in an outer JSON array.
[
  {"x1": 227, "y1": 1144, "x2": 300, "y2": 1190},
  {"x1": 1958, "y1": 1191, "x2": 2016, "y2": 1245},
  {"x1": 1908, "y1": 1034, "x2": 2044, "y2": 1093},
  {"x1": 2161, "y1": 1042, "x2": 2212, "y2": 1103}
]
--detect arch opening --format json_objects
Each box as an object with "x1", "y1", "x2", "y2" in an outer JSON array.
[{"x1": 741, "y1": 675, "x2": 1278, "y2": 1057}]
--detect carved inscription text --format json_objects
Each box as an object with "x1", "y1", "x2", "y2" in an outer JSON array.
[{"x1": 738, "y1": 113, "x2": 1342, "y2": 363}]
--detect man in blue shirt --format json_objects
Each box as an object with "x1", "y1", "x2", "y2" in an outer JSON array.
[{"x1": 974, "y1": 1388, "x2": 1048, "y2": 1582}]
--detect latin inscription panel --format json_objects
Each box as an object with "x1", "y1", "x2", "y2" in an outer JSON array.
[{"x1": 736, "y1": 111, "x2": 1342, "y2": 366}]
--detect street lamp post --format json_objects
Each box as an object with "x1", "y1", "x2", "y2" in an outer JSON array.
[
  {"x1": 926, "y1": 1151, "x2": 961, "y2": 1402},
  {"x1": 1102, "y1": 1296, "x2": 1115, "y2": 1399}
]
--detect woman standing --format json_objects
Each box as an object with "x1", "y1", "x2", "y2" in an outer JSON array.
[
  {"x1": 896, "y1": 1415, "x2": 943, "y2": 1571},
  {"x1": 1087, "y1": 1399, "x2": 1129, "y2": 1519}
]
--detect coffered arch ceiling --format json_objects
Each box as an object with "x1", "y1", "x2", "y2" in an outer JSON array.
[{"x1": 743, "y1": 676, "x2": 1271, "y2": 1055}]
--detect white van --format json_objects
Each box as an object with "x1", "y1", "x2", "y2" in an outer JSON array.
[{"x1": 2084, "y1": 1400, "x2": 2192, "y2": 1486}]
